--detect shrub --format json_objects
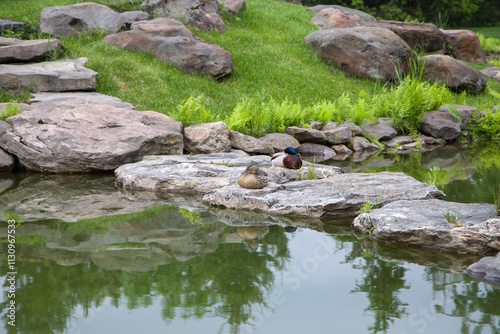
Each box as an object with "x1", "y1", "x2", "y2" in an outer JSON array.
[{"x1": 0, "y1": 101, "x2": 23, "y2": 121}]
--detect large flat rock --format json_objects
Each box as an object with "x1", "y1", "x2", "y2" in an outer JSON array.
[
  {"x1": 115, "y1": 153, "x2": 344, "y2": 194},
  {"x1": 0, "y1": 58, "x2": 97, "y2": 93},
  {"x1": 203, "y1": 172, "x2": 444, "y2": 218},
  {"x1": 0, "y1": 95, "x2": 183, "y2": 172},
  {"x1": 353, "y1": 199, "x2": 499, "y2": 254}
]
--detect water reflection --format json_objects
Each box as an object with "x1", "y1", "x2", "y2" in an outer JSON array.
[{"x1": 1, "y1": 206, "x2": 499, "y2": 334}]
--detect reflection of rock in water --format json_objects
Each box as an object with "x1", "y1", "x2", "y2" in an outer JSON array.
[{"x1": 237, "y1": 226, "x2": 269, "y2": 251}]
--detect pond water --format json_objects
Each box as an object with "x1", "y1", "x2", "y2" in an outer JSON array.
[{"x1": 1, "y1": 142, "x2": 499, "y2": 334}]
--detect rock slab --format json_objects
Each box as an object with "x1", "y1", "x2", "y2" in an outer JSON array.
[
  {"x1": 0, "y1": 58, "x2": 97, "y2": 93},
  {"x1": 0, "y1": 37, "x2": 64, "y2": 63},
  {"x1": 204, "y1": 172, "x2": 444, "y2": 218},
  {"x1": 353, "y1": 199, "x2": 499, "y2": 254},
  {"x1": 465, "y1": 248, "x2": 500, "y2": 283},
  {"x1": 0, "y1": 96, "x2": 183, "y2": 172},
  {"x1": 103, "y1": 18, "x2": 232, "y2": 79}
]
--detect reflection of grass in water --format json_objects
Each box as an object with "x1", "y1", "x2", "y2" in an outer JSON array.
[
  {"x1": 178, "y1": 208, "x2": 204, "y2": 226},
  {"x1": 494, "y1": 184, "x2": 500, "y2": 215},
  {"x1": 0, "y1": 235, "x2": 46, "y2": 246},
  {"x1": 65, "y1": 205, "x2": 177, "y2": 233}
]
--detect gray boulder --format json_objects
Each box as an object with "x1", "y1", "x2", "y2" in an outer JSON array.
[
  {"x1": 115, "y1": 153, "x2": 343, "y2": 194},
  {"x1": 0, "y1": 58, "x2": 97, "y2": 93},
  {"x1": 0, "y1": 37, "x2": 64, "y2": 63},
  {"x1": 481, "y1": 66, "x2": 500, "y2": 82},
  {"x1": 384, "y1": 135, "x2": 415, "y2": 149},
  {"x1": 0, "y1": 96, "x2": 183, "y2": 172},
  {"x1": 438, "y1": 104, "x2": 478, "y2": 129},
  {"x1": 141, "y1": 0, "x2": 226, "y2": 32},
  {"x1": 331, "y1": 144, "x2": 352, "y2": 159},
  {"x1": 0, "y1": 19, "x2": 24, "y2": 33},
  {"x1": 421, "y1": 55, "x2": 487, "y2": 94},
  {"x1": 305, "y1": 27, "x2": 416, "y2": 82},
  {"x1": 259, "y1": 133, "x2": 300, "y2": 152},
  {"x1": 229, "y1": 131, "x2": 274, "y2": 155},
  {"x1": 204, "y1": 172, "x2": 444, "y2": 218},
  {"x1": 363, "y1": 20, "x2": 445, "y2": 54},
  {"x1": 323, "y1": 125, "x2": 352, "y2": 145},
  {"x1": 465, "y1": 248, "x2": 500, "y2": 283},
  {"x1": 0, "y1": 148, "x2": 14, "y2": 172},
  {"x1": 352, "y1": 136, "x2": 380, "y2": 151},
  {"x1": 297, "y1": 143, "x2": 336, "y2": 160},
  {"x1": 184, "y1": 121, "x2": 231, "y2": 154},
  {"x1": 420, "y1": 110, "x2": 462, "y2": 141},
  {"x1": 103, "y1": 18, "x2": 233, "y2": 79},
  {"x1": 353, "y1": 199, "x2": 499, "y2": 254},
  {"x1": 285, "y1": 126, "x2": 326, "y2": 143},
  {"x1": 40, "y1": 2, "x2": 149, "y2": 37},
  {"x1": 362, "y1": 121, "x2": 397, "y2": 141}
]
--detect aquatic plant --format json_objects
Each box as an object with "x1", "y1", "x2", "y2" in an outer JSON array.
[{"x1": 425, "y1": 166, "x2": 442, "y2": 186}]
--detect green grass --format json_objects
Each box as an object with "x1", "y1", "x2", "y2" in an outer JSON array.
[
  {"x1": 1, "y1": 0, "x2": 500, "y2": 137},
  {"x1": 469, "y1": 26, "x2": 500, "y2": 40}
]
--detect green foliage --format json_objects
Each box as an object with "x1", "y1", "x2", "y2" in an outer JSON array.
[
  {"x1": 443, "y1": 211, "x2": 463, "y2": 227},
  {"x1": 178, "y1": 208, "x2": 204, "y2": 226},
  {"x1": 425, "y1": 166, "x2": 443, "y2": 186},
  {"x1": 173, "y1": 95, "x2": 217, "y2": 126},
  {"x1": 493, "y1": 184, "x2": 500, "y2": 214},
  {"x1": 362, "y1": 202, "x2": 374, "y2": 213},
  {"x1": 0, "y1": 101, "x2": 23, "y2": 120},
  {"x1": 2, "y1": 211, "x2": 23, "y2": 223},
  {"x1": 478, "y1": 33, "x2": 500, "y2": 54}
]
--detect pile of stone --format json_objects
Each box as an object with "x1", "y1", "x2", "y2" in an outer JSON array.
[{"x1": 305, "y1": 5, "x2": 489, "y2": 93}]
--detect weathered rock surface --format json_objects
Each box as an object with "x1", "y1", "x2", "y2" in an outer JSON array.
[
  {"x1": 0, "y1": 97, "x2": 183, "y2": 172},
  {"x1": 223, "y1": 0, "x2": 247, "y2": 17},
  {"x1": 481, "y1": 66, "x2": 500, "y2": 82},
  {"x1": 28, "y1": 92, "x2": 137, "y2": 109},
  {"x1": 103, "y1": 18, "x2": 233, "y2": 79},
  {"x1": 384, "y1": 136, "x2": 415, "y2": 149},
  {"x1": 421, "y1": 55, "x2": 487, "y2": 94},
  {"x1": 354, "y1": 200, "x2": 499, "y2": 254},
  {"x1": 323, "y1": 125, "x2": 352, "y2": 145},
  {"x1": 331, "y1": 144, "x2": 352, "y2": 158},
  {"x1": 311, "y1": 8, "x2": 364, "y2": 29},
  {"x1": 285, "y1": 126, "x2": 326, "y2": 143},
  {"x1": 115, "y1": 153, "x2": 344, "y2": 194},
  {"x1": 0, "y1": 58, "x2": 97, "y2": 93},
  {"x1": 259, "y1": 133, "x2": 300, "y2": 152},
  {"x1": 0, "y1": 37, "x2": 64, "y2": 63},
  {"x1": 141, "y1": 0, "x2": 226, "y2": 32},
  {"x1": 184, "y1": 121, "x2": 231, "y2": 154},
  {"x1": 363, "y1": 20, "x2": 445, "y2": 54},
  {"x1": 40, "y1": 3, "x2": 149, "y2": 37},
  {"x1": 297, "y1": 143, "x2": 336, "y2": 160},
  {"x1": 352, "y1": 136, "x2": 379, "y2": 152},
  {"x1": 465, "y1": 248, "x2": 500, "y2": 283},
  {"x1": 438, "y1": 104, "x2": 478, "y2": 128},
  {"x1": 204, "y1": 172, "x2": 444, "y2": 218},
  {"x1": 0, "y1": 19, "x2": 24, "y2": 33},
  {"x1": 229, "y1": 131, "x2": 274, "y2": 155},
  {"x1": 442, "y1": 29, "x2": 486, "y2": 65},
  {"x1": 305, "y1": 27, "x2": 416, "y2": 82},
  {"x1": 420, "y1": 110, "x2": 462, "y2": 141},
  {"x1": 306, "y1": 5, "x2": 376, "y2": 23},
  {"x1": 0, "y1": 148, "x2": 14, "y2": 172},
  {"x1": 362, "y1": 121, "x2": 397, "y2": 141}
]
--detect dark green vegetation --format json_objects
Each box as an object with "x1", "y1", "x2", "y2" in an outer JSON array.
[
  {"x1": 303, "y1": 0, "x2": 500, "y2": 28},
  {"x1": 1, "y1": 0, "x2": 500, "y2": 139}
]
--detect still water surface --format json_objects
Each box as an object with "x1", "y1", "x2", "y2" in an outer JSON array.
[{"x1": 1, "y1": 143, "x2": 499, "y2": 334}]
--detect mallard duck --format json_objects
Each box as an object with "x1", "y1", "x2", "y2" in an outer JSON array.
[
  {"x1": 238, "y1": 161, "x2": 268, "y2": 189},
  {"x1": 271, "y1": 147, "x2": 302, "y2": 169}
]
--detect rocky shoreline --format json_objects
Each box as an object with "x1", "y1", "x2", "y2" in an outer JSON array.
[{"x1": 1, "y1": 1, "x2": 499, "y2": 285}]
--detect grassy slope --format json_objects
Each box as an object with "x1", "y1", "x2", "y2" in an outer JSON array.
[{"x1": 1, "y1": 0, "x2": 500, "y2": 125}]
